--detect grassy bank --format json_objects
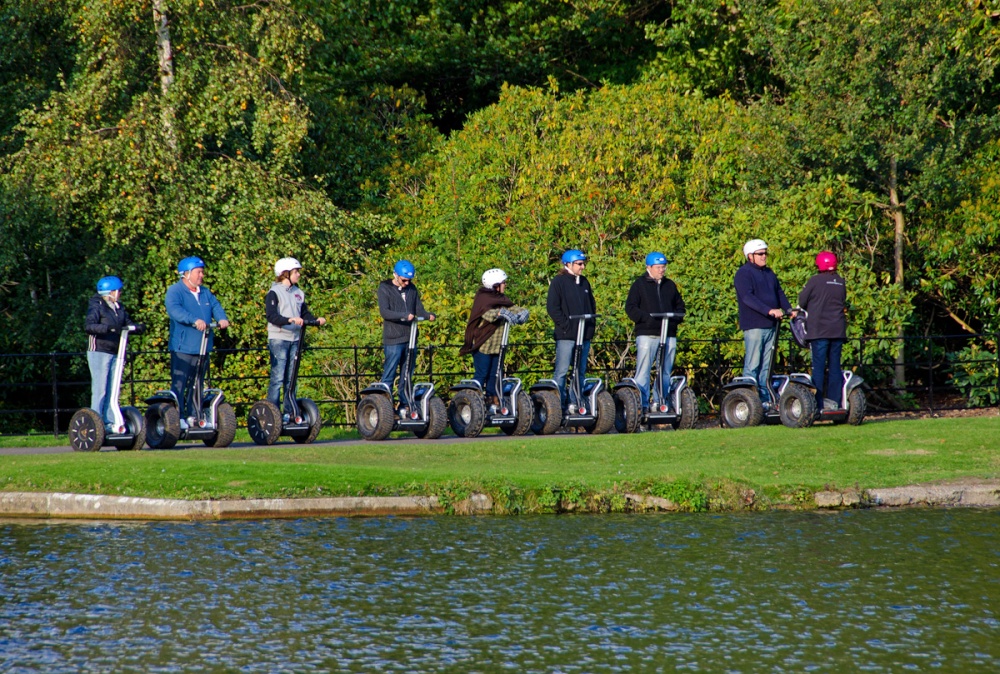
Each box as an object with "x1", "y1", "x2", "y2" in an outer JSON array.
[{"x1": 2, "y1": 416, "x2": 998, "y2": 512}]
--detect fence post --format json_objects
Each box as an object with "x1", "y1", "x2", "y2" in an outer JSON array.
[
  {"x1": 353, "y1": 344, "x2": 360, "y2": 402},
  {"x1": 995, "y1": 333, "x2": 1000, "y2": 407},
  {"x1": 926, "y1": 337, "x2": 934, "y2": 414},
  {"x1": 50, "y1": 352, "x2": 59, "y2": 437}
]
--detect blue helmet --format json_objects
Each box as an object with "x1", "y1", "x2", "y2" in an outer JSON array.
[
  {"x1": 645, "y1": 251, "x2": 667, "y2": 266},
  {"x1": 561, "y1": 249, "x2": 587, "y2": 265},
  {"x1": 96, "y1": 276, "x2": 123, "y2": 295},
  {"x1": 177, "y1": 256, "x2": 205, "y2": 274},
  {"x1": 393, "y1": 259, "x2": 415, "y2": 279}
]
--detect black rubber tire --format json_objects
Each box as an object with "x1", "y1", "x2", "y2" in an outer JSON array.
[
  {"x1": 204, "y1": 402, "x2": 237, "y2": 447},
  {"x1": 247, "y1": 400, "x2": 282, "y2": 445},
  {"x1": 414, "y1": 396, "x2": 448, "y2": 439},
  {"x1": 721, "y1": 388, "x2": 764, "y2": 429},
  {"x1": 847, "y1": 388, "x2": 867, "y2": 426},
  {"x1": 586, "y1": 390, "x2": 616, "y2": 435},
  {"x1": 357, "y1": 394, "x2": 395, "y2": 441},
  {"x1": 122, "y1": 406, "x2": 146, "y2": 451},
  {"x1": 672, "y1": 387, "x2": 699, "y2": 430},
  {"x1": 448, "y1": 389, "x2": 486, "y2": 438},
  {"x1": 292, "y1": 398, "x2": 322, "y2": 444},
  {"x1": 779, "y1": 383, "x2": 817, "y2": 428},
  {"x1": 69, "y1": 408, "x2": 105, "y2": 452},
  {"x1": 501, "y1": 391, "x2": 534, "y2": 436},
  {"x1": 613, "y1": 387, "x2": 641, "y2": 434},
  {"x1": 530, "y1": 390, "x2": 563, "y2": 435},
  {"x1": 145, "y1": 402, "x2": 180, "y2": 449}
]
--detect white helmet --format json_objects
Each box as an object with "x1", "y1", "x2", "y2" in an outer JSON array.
[
  {"x1": 274, "y1": 257, "x2": 302, "y2": 276},
  {"x1": 481, "y1": 268, "x2": 508, "y2": 288},
  {"x1": 742, "y1": 239, "x2": 768, "y2": 258}
]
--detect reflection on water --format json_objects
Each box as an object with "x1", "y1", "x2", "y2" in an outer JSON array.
[{"x1": 1, "y1": 509, "x2": 998, "y2": 672}]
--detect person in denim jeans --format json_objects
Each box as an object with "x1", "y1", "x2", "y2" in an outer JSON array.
[
  {"x1": 85, "y1": 276, "x2": 144, "y2": 430},
  {"x1": 625, "y1": 252, "x2": 685, "y2": 411},
  {"x1": 377, "y1": 260, "x2": 435, "y2": 410},
  {"x1": 547, "y1": 249, "x2": 596, "y2": 409},
  {"x1": 798, "y1": 251, "x2": 847, "y2": 411},
  {"x1": 734, "y1": 239, "x2": 794, "y2": 406},
  {"x1": 265, "y1": 258, "x2": 326, "y2": 421}
]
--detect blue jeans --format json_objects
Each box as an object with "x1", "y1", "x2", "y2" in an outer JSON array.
[
  {"x1": 87, "y1": 351, "x2": 118, "y2": 425},
  {"x1": 553, "y1": 340, "x2": 590, "y2": 407},
  {"x1": 743, "y1": 327, "x2": 777, "y2": 403},
  {"x1": 171, "y1": 351, "x2": 208, "y2": 420},
  {"x1": 634, "y1": 335, "x2": 676, "y2": 409},
  {"x1": 810, "y1": 338, "x2": 845, "y2": 406},
  {"x1": 472, "y1": 351, "x2": 501, "y2": 400},
  {"x1": 268, "y1": 339, "x2": 300, "y2": 412},
  {"x1": 381, "y1": 343, "x2": 412, "y2": 406}
]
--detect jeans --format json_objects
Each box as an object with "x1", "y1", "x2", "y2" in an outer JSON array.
[
  {"x1": 381, "y1": 343, "x2": 412, "y2": 406},
  {"x1": 171, "y1": 351, "x2": 208, "y2": 420},
  {"x1": 472, "y1": 351, "x2": 501, "y2": 400},
  {"x1": 553, "y1": 340, "x2": 590, "y2": 407},
  {"x1": 87, "y1": 351, "x2": 118, "y2": 425},
  {"x1": 810, "y1": 338, "x2": 845, "y2": 407},
  {"x1": 268, "y1": 339, "x2": 300, "y2": 413},
  {"x1": 634, "y1": 335, "x2": 676, "y2": 409},
  {"x1": 743, "y1": 327, "x2": 777, "y2": 403}
]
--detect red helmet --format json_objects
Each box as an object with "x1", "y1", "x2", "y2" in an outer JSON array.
[{"x1": 816, "y1": 251, "x2": 837, "y2": 271}]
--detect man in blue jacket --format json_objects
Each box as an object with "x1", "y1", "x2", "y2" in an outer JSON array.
[
  {"x1": 165, "y1": 256, "x2": 230, "y2": 428},
  {"x1": 734, "y1": 239, "x2": 794, "y2": 406}
]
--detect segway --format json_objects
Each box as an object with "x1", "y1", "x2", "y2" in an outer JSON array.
[
  {"x1": 613, "y1": 312, "x2": 698, "y2": 433},
  {"x1": 529, "y1": 314, "x2": 615, "y2": 435},
  {"x1": 69, "y1": 325, "x2": 146, "y2": 452},
  {"x1": 720, "y1": 313, "x2": 817, "y2": 429},
  {"x1": 247, "y1": 319, "x2": 324, "y2": 445},
  {"x1": 356, "y1": 316, "x2": 447, "y2": 441},
  {"x1": 144, "y1": 322, "x2": 237, "y2": 448},
  {"x1": 448, "y1": 312, "x2": 533, "y2": 438}
]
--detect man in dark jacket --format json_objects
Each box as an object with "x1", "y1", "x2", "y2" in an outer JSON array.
[
  {"x1": 799, "y1": 251, "x2": 848, "y2": 411},
  {"x1": 377, "y1": 259, "x2": 435, "y2": 409},
  {"x1": 734, "y1": 239, "x2": 794, "y2": 405},
  {"x1": 546, "y1": 249, "x2": 597, "y2": 408},
  {"x1": 625, "y1": 252, "x2": 685, "y2": 411}
]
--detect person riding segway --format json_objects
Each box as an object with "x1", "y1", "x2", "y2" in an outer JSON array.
[
  {"x1": 247, "y1": 258, "x2": 327, "y2": 445},
  {"x1": 69, "y1": 276, "x2": 147, "y2": 452},
  {"x1": 449, "y1": 268, "x2": 533, "y2": 437}
]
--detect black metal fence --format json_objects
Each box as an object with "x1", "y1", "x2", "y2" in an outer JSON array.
[{"x1": 2, "y1": 332, "x2": 998, "y2": 437}]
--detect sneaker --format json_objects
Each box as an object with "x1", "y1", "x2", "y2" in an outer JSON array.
[
  {"x1": 823, "y1": 398, "x2": 840, "y2": 411},
  {"x1": 281, "y1": 413, "x2": 291, "y2": 424},
  {"x1": 179, "y1": 418, "x2": 189, "y2": 431},
  {"x1": 398, "y1": 407, "x2": 408, "y2": 419},
  {"x1": 567, "y1": 403, "x2": 578, "y2": 414},
  {"x1": 104, "y1": 423, "x2": 115, "y2": 433},
  {"x1": 488, "y1": 404, "x2": 498, "y2": 415}
]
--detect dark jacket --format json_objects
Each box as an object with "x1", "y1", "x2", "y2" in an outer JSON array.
[
  {"x1": 377, "y1": 279, "x2": 431, "y2": 345},
  {"x1": 84, "y1": 295, "x2": 136, "y2": 354},
  {"x1": 459, "y1": 287, "x2": 515, "y2": 356},
  {"x1": 546, "y1": 270, "x2": 596, "y2": 341},
  {"x1": 625, "y1": 274, "x2": 685, "y2": 338},
  {"x1": 734, "y1": 262, "x2": 792, "y2": 331},
  {"x1": 798, "y1": 271, "x2": 847, "y2": 340}
]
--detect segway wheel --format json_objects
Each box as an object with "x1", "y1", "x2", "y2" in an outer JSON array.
[
  {"x1": 69, "y1": 408, "x2": 105, "y2": 452},
  {"x1": 204, "y1": 402, "x2": 237, "y2": 447},
  {"x1": 357, "y1": 394, "x2": 394, "y2": 441},
  {"x1": 448, "y1": 389, "x2": 486, "y2": 438},
  {"x1": 292, "y1": 398, "x2": 322, "y2": 444},
  {"x1": 847, "y1": 388, "x2": 867, "y2": 426},
  {"x1": 501, "y1": 391, "x2": 534, "y2": 436},
  {"x1": 530, "y1": 390, "x2": 562, "y2": 435},
  {"x1": 671, "y1": 387, "x2": 699, "y2": 430},
  {"x1": 414, "y1": 396, "x2": 448, "y2": 439},
  {"x1": 145, "y1": 403, "x2": 180, "y2": 449},
  {"x1": 586, "y1": 390, "x2": 615, "y2": 435},
  {"x1": 720, "y1": 388, "x2": 764, "y2": 429},
  {"x1": 778, "y1": 383, "x2": 817, "y2": 428},
  {"x1": 248, "y1": 400, "x2": 282, "y2": 445},
  {"x1": 613, "y1": 388, "x2": 641, "y2": 434},
  {"x1": 122, "y1": 406, "x2": 146, "y2": 451}
]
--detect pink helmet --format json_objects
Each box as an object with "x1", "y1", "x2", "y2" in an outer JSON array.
[{"x1": 816, "y1": 251, "x2": 837, "y2": 271}]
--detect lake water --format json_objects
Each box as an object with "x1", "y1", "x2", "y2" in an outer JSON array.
[{"x1": 2, "y1": 509, "x2": 998, "y2": 672}]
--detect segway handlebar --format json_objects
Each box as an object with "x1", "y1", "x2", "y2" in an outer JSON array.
[
  {"x1": 302, "y1": 318, "x2": 323, "y2": 327},
  {"x1": 650, "y1": 312, "x2": 684, "y2": 320},
  {"x1": 568, "y1": 313, "x2": 600, "y2": 320}
]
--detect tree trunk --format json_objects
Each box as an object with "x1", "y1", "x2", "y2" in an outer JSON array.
[
  {"x1": 890, "y1": 155, "x2": 906, "y2": 392},
  {"x1": 152, "y1": 0, "x2": 177, "y2": 152}
]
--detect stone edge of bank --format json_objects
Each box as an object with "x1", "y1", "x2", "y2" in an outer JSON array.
[{"x1": 1, "y1": 486, "x2": 998, "y2": 521}]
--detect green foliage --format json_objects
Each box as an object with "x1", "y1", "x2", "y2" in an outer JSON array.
[
  {"x1": 948, "y1": 344, "x2": 999, "y2": 408},
  {"x1": 648, "y1": 478, "x2": 709, "y2": 512}
]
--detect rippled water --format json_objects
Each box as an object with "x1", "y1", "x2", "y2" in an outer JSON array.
[{"x1": 1, "y1": 509, "x2": 998, "y2": 672}]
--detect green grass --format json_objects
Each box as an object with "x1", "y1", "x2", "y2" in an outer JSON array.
[
  {"x1": 2, "y1": 416, "x2": 998, "y2": 512},
  {"x1": 0, "y1": 425, "x2": 360, "y2": 448}
]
